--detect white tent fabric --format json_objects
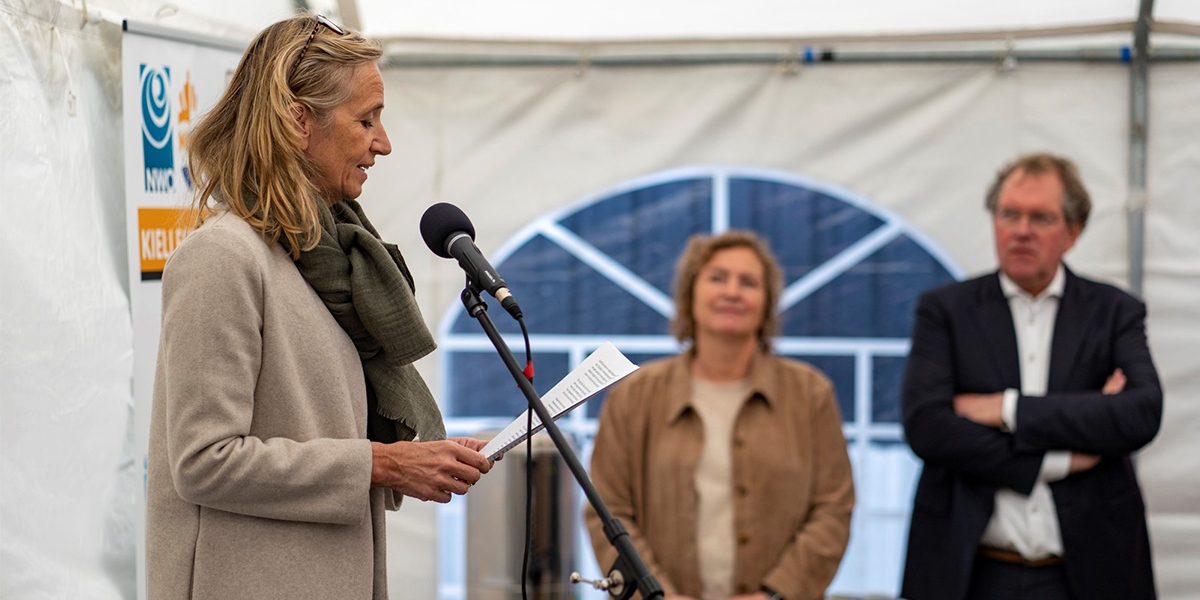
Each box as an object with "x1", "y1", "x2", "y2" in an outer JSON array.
[
  {"x1": 26, "y1": 0, "x2": 1200, "y2": 46},
  {"x1": 2, "y1": 0, "x2": 1199, "y2": 598},
  {"x1": 1140, "y1": 64, "x2": 1200, "y2": 590},
  {"x1": 2, "y1": 7, "x2": 136, "y2": 599},
  {"x1": 357, "y1": 0, "x2": 1200, "y2": 40}
]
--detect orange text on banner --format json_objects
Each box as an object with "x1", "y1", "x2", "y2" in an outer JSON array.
[{"x1": 138, "y1": 207, "x2": 197, "y2": 280}]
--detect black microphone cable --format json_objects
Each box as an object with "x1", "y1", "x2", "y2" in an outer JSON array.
[
  {"x1": 518, "y1": 316, "x2": 534, "y2": 600},
  {"x1": 420, "y1": 202, "x2": 536, "y2": 596}
]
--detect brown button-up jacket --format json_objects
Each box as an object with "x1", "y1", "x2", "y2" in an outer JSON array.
[{"x1": 585, "y1": 352, "x2": 854, "y2": 600}]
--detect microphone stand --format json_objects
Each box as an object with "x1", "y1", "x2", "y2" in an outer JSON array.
[{"x1": 459, "y1": 280, "x2": 663, "y2": 600}]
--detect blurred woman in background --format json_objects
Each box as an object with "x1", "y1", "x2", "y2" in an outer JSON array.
[{"x1": 586, "y1": 230, "x2": 854, "y2": 600}]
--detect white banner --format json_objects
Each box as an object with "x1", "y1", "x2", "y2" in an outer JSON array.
[{"x1": 121, "y1": 23, "x2": 242, "y2": 600}]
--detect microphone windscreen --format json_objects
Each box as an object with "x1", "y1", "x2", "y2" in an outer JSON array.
[{"x1": 420, "y1": 202, "x2": 475, "y2": 259}]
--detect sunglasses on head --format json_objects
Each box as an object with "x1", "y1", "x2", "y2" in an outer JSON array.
[{"x1": 291, "y1": 14, "x2": 346, "y2": 78}]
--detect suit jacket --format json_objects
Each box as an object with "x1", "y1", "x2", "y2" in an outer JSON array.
[
  {"x1": 147, "y1": 212, "x2": 389, "y2": 600},
  {"x1": 900, "y1": 266, "x2": 1162, "y2": 600}
]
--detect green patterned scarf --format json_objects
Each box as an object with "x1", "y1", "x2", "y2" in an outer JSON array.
[{"x1": 283, "y1": 197, "x2": 445, "y2": 444}]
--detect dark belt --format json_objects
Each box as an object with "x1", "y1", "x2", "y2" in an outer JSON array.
[{"x1": 978, "y1": 546, "x2": 1065, "y2": 567}]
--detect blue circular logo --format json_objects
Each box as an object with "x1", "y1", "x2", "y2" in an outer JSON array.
[{"x1": 140, "y1": 67, "x2": 172, "y2": 149}]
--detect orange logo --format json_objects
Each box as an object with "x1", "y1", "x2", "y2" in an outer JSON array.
[
  {"x1": 177, "y1": 70, "x2": 197, "y2": 149},
  {"x1": 138, "y1": 207, "x2": 197, "y2": 280},
  {"x1": 177, "y1": 71, "x2": 199, "y2": 189}
]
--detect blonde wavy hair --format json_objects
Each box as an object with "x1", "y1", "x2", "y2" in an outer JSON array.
[
  {"x1": 670, "y1": 230, "x2": 784, "y2": 352},
  {"x1": 187, "y1": 15, "x2": 383, "y2": 257}
]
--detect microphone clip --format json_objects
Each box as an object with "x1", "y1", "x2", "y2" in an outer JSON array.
[{"x1": 461, "y1": 277, "x2": 488, "y2": 318}]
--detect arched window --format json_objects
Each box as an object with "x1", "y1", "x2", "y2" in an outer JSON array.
[{"x1": 437, "y1": 165, "x2": 961, "y2": 597}]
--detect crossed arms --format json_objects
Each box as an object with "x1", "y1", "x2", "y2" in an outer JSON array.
[{"x1": 901, "y1": 287, "x2": 1163, "y2": 494}]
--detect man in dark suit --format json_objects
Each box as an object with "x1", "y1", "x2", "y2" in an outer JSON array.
[{"x1": 900, "y1": 153, "x2": 1163, "y2": 600}]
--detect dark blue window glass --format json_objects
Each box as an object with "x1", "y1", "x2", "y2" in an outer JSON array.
[
  {"x1": 730, "y1": 177, "x2": 885, "y2": 284},
  {"x1": 872, "y1": 356, "x2": 908, "y2": 423},
  {"x1": 560, "y1": 179, "x2": 712, "y2": 295},
  {"x1": 781, "y1": 236, "x2": 955, "y2": 338},
  {"x1": 445, "y1": 351, "x2": 570, "y2": 417},
  {"x1": 792, "y1": 354, "x2": 856, "y2": 421},
  {"x1": 450, "y1": 234, "x2": 671, "y2": 336}
]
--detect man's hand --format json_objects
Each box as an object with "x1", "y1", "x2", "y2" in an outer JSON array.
[
  {"x1": 1062, "y1": 369, "x2": 1125, "y2": 476},
  {"x1": 370, "y1": 440, "x2": 491, "y2": 503},
  {"x1": 953, "y1": 392, "x2": 1005, "y2": 428},
  {"x1": 1069, "y1": 452, "x2": 1101, "y2": 474},
  {"x1": 1103, "y1": 368, "x2": 1126, "y2": 395}
]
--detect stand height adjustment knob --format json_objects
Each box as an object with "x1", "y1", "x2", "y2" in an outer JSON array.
[{"x1": 570, "y1": 570, "x2": 626, "y2": 596}]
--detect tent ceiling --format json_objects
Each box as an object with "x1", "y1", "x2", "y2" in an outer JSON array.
[
  {"x1": 357, "y1": 0, "x2": 1200, "y2": 42},
  {"x1": 74, "y1": 0, "x2": 1200, "y2": 45}
]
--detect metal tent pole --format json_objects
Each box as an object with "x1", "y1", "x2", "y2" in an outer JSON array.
[{"x1": 1128, "y1": 0, "x2": 1154, "y2": 298}]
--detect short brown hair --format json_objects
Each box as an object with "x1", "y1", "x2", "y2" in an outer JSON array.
[
  {"x1": 670, "y1": 230, "x2": 784, "y2": 351},
  {"x1": 985, "y1": 152, "x2": 1092, "y2": 229}
]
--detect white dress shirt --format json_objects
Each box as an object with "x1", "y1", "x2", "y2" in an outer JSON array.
[{"x1": 978, "y1": 265, "x2": 1072, "y2": 559}]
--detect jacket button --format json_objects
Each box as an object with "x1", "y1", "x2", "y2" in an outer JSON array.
[
  {"x1": 737, "y1": 584, "x2": 749, "y2": 594},
  {"x1": 734, "y1": 438, "x2": 745, "y2": 448},
  {"x1": 738, "y1": 534, "x2": 750, "y2": 545},
  {"x1": 736, "y1": 485, "x2": 748, "y2": 497}
]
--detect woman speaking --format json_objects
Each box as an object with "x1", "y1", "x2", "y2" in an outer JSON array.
[
  {"x1": 146, "y1": 15, "x2": 490, "y2": 599},
  {"x1": 586, "y1": 231, "x2": 855, "y2": 600}
]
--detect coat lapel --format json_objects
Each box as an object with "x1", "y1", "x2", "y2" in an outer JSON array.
[
  {"x1": 1047, "y1": 266, "x2": 1088, "y2": 392},
  {"x1": 972, "y1": 273, "x2": 1022, "y2": 391}
]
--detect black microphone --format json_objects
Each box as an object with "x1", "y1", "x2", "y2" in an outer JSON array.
[{"x1": 420, "y1": 202, "x2": 523, "y2": 320}]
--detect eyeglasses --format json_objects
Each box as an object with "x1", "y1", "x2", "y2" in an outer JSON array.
[
  {"x1": 995, "y1": 208, "x2": 1062, "y2": 230},
  {"x1": 291, "y1": 14, "x2": 345, "y2": 78}
]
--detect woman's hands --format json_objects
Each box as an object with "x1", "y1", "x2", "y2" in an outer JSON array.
[{"x1": 370, "y1": 438, "x2": 492, "y2": 503}]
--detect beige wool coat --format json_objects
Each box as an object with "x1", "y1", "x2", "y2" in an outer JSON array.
[{"x1": 147, "y1": 212, "x2": 391, "y2": 599}]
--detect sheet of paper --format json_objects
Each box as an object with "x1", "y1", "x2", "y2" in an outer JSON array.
[{"x1": 479, "y1": 341, "x2": 638, "y2": 460}]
